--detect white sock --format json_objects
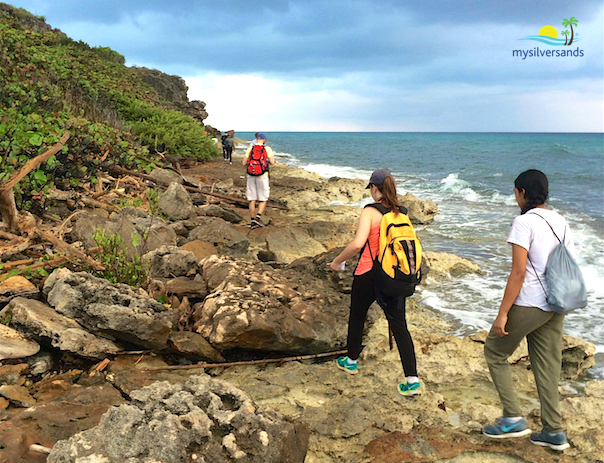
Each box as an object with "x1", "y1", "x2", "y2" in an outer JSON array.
[
  {"x1": 346, "y1": 357, "x2": 357, "y2": 365},
  {"x1": 406, "y1": 376, "x2": 419, "y2": 384},
  {"x1": 505, "y1": 416, "x2": 523, "y2": 423}
]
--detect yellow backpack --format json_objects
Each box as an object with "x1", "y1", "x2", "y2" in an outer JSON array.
[{"x1": 367, "y1": 203, "x2": 422, "y2": 302}]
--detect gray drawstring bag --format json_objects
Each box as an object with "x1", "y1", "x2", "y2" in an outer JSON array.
[{"x1": 528, "y1": 213, "x2": 587, "y2": 314}]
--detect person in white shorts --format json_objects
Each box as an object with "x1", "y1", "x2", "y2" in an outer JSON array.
[{"x1": 242, "y1": 133, "x2": 275, "y2": 228}]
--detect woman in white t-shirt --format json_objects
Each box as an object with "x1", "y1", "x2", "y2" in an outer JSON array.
[{"x1": 482, "y1": 169, "x2": 572, "y2": 451}]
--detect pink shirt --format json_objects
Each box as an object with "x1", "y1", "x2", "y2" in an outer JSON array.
[{"x1": 354, "y1": 225, "x2": 380, "y2": 276}]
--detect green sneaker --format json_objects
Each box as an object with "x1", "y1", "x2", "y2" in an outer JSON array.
[
  {"x1": 336, "y1": 356, "x2": 358, "y2": 374},
  {"x1": 398, "y1": 381, "x2": 421, "y2": 396}
]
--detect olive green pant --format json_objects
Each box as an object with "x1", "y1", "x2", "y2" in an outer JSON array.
[{"x1": 484, "y1": 305, "x2": 565, "y2": 433}]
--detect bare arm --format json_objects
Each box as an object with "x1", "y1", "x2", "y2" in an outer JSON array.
[
  {"x1": 242, "y1": 146, "x2": 251, "y2": 166},
  {"x1": 329, "y1": 208, "x2": 376, "y2": 271},
  {"x1": 267, "y1": 146, "x2": 276, "y2": 165},
  {"x1": 493, "y1": 243, "x2": 527, "y2": 336}
]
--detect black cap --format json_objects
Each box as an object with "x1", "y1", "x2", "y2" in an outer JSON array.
[{"x1": 366, "y1": 168, "x2": 391, "y2": 189}]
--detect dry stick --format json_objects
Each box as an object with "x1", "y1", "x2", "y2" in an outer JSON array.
[
  {"x1": 142, "y1": 349, "x2": 348, "y2": 371},
  {"x1": 109, "y1": 165, "x2": 289, "y2": 211},
  {"x1": 35, "y1": 229, "x2": 105, "y2": 271}
]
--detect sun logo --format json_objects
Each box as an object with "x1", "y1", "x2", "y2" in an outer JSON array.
[{"x1": 520, "y1": 17, "x2": 579, "y2": 46}]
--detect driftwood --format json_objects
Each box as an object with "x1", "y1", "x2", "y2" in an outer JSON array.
[
  {"x1": 0, "y1": 132, "x2": 70, "y2": 233},
  {"x1": 110, "y1": 165, "x2": 289, "y2": 211},
  {"x1": 142, "y1": 349, "x2": 347, "y2": 371},
  {"x1": 34, "y1": 229, "x2": 104, "y2": 271}
]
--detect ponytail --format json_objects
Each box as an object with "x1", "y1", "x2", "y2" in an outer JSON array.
[
  {"x1": 377, "y1": 175, "x2": 400, "y2": 214},
  {"x1": 514, "y1": 169, "x2": 548, "y2": 215}
]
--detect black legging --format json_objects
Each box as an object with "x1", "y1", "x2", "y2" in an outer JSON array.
[
  {"x1": 225, "y1": 146, "x2": 233, "y2": 162},
  {"x1": 347, "y1": 271, "x2": 417, "y2": 377}
]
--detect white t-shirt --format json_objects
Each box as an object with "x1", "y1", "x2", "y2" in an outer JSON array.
[{"x1": 507, "y1": 208, "x2": 575, "y2": 311}]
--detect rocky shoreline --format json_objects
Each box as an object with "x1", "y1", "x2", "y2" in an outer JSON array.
[{"x1": 0, "y1": 153, "x2": 601, "y2": 463}]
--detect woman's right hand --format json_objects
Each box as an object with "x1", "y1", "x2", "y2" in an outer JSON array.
[
  {"x1": 493, "y1": 314, "x2": 509, "y2": 337},
  {"x1": 328, "y1": 261, "x2": 343, "y2": 271}
]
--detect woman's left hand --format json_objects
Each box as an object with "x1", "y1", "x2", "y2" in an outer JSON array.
[{"x1": 493, "y1": 314, "x2": 509, "y2": 337}]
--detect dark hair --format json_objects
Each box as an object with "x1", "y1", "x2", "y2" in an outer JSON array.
[
  {"x1": 514, "y1": 169, "x2": 548, "y2": 214},
  {"x1": 376, "y1": 175, "x2": 400, "y2": 214}
]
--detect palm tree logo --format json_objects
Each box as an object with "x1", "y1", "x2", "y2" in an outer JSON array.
[
  {"x1": 519, "y1": 17, "x2": 580, "y2": 46},
  {"x1": 562, "y1": 17, "x2": 579, "y2": 46}
]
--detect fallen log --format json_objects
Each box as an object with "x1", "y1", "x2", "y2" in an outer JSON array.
[
  {"x1": 142, "y1": 349, "x2": 347, "y2": 371},
  {"x1": 109, "y1": 165, "x2": 289, "y2": 211}
]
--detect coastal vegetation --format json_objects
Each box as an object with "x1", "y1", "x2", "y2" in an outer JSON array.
[{"x1": 0, "y1": 3, "x2": 218, "y2": 211}]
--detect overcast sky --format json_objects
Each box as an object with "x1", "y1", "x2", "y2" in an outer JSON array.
[{"x1": 6, "y1": 0, "x2": 604, "y2": 132}]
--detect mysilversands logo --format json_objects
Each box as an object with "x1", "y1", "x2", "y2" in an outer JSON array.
[{"x1": 513, "y1": 16, "x2": 585, "y2": 59}]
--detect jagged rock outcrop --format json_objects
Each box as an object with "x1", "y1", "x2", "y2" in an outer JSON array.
[
  {"x1": 266, "y1": 227, "x2": 326, "y2": 263},
  {"x1": 43, "y1": 269, "x2": 174, "y2": 350},
  {"x1": 399, "y1": 192, "x2": 440, "y2": 224},
  {"x1": 133, "y1": 67, "x2": 209, "y2": 123},
  {"x1": 423, "y1": 251, "x2": 483, "y2": 280},
  {"x1": 47, "y1": 376, "x2": 309, "y2": 463},
  {"x1": 188, "y1": 217, "x2": 249, "y2": 254},
  {"x1": 192, "y1": 254, "x2": 352, "y2": 353}
]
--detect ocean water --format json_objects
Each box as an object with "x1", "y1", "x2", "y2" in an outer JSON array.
[{"x1": 238, "y1": 132, "x2": 604, "y2": 379}]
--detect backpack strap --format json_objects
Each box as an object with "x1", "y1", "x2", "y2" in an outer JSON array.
[
  {"x1": 364, "y1": 203, "x2": 408, "y2": 215},
  {"x1": 528, "y1": 211, "x2": 565, "y2": 243}
]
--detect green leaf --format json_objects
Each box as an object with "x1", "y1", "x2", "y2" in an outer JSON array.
[{"x1": 29, "y1": 133, "x2": 43, "y2": 146}]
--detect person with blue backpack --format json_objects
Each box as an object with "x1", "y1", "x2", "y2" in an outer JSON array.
[
  {"x1": 483, "y1": 169, "x2": 583, "y2": 451},
  {"x1": 328, "y1": 169, "x2": 422, "y2": 396}
]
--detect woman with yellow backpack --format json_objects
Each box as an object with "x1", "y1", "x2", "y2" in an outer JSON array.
[{"x1": 329, "y1": 169, "x2": 422, "y2": 395}]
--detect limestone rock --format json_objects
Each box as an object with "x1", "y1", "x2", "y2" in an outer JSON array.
[
  {"x1": 165, "y1": 276, "x2": 208, "y2": 299},
  {"x1": 43, "y1": 270, "x2": 173, "y2": 350},
  {"x1": 0, "y1": 276, "x2": 38, "y2": 303},
  {"x1": 143, "y1": 245, "x2": 199, "y2": 278},
  {"x1": 180, "y1": 239, "x2": 218, "y2": 259},
  {"x1": 193, "y1": 254, "x2": 352, "y2": 353},
  {"x1": 423, "y1": 251, "x2": 483, "y2": 280},
  {"x1": 73, "y1": 209, "x2": 177, "y2": 258},
  {"x1": 0, "y1": 363, "x2": 28, "y2": 386},
  {"x1": 0, "y1": 384, "x2": 36, "y2": 408},
  {"x1": 47, "y1": 376, "x2": 309, "y2": 463},
  {"x1": 266, "y1": 228, "x2": 326, "y2": 263},
  {"x1": 149, "y1": 167, "x2": 182, "y2": 185},
  {"x1": 399, "y1": 192, "x2": 439, "y2": 224},
  {"x1": 188, "y1": 217, "x2": 249, "y2": 254},
  {"x1": 159, "y1": 182, "x2": 195, "y2": 220},
  {"x1": 1, "y1": 297, "x2": 122, "y2": 359},
  {"x1": 199, "y1": 204, "x2": 243, "y2": 223},
  {"x1": 167, "y1": 331, "x2": 225, "y2": 362},
  {"x1": 0, "y1": 323, "x2": 40, "y2": 360}
]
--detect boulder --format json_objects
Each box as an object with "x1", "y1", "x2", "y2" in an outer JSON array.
[
  {"x1": 199, "y1": 204, "x2": 243, "y2": 223},
  {"x1": 423, "y1": 251, "x2": 483, "y2": 280},
  {"x1": 306, "y1": 220, "x2": 355, "y2": 248},
  {"x1": 47, "y1": 376, "x2": 309, "y2": 463},
  {"x1": 192, "y1": 255, "x2": 352, "y2": 353},
  {"x1": 0, "y1": 323, "x2": 40, "y2": 360},
  {"x1": 143, "y1": 245, "x2": 199, "y2": 278},
  {"x1": 159, "y1": 182, "x2": 195, "y2": 220},
  {"x1": 0, "y1": 276, "x2": 39, "y2": 303},
  {"x1": 43, "y1": 270, "x2": 173, "y2": 350},
  {"x1": 167, "y1": 331, "x2": 225, "y2": 362},
  {"x1": 148, "y1": 167, "x2": 182, "y2": 185},
  {"x1": 165, "y1": 276, "x2": 208, "y2": 299},
  {"x1": 181, "y1": 239, "x2": 218, "y2": 259},
  {"x1": 73, "y1": 209, "x2": 177, "y2": 258},
  {"x1": 266, "y1": 228, "x2": 326, "y2": 263},
  {"x1": 188, "y1": 217, "x2": 249, "y2": 255},
  {"x1": 399, "y1": 192, "x2": 439, "y2": 224},
  {"x1": 0, "y1": 363, "x2": 28, "y2": 385},
  {"x1": 0, "y1": 384, "x2": 36, "y2": 408},
  {"x1": 1, "y1": 297, "x2": 122, "y2": 359}
]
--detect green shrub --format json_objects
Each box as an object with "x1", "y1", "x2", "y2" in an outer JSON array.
[{"x1": 93, "y1": 229, "x2": 147, "y2": 287}]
